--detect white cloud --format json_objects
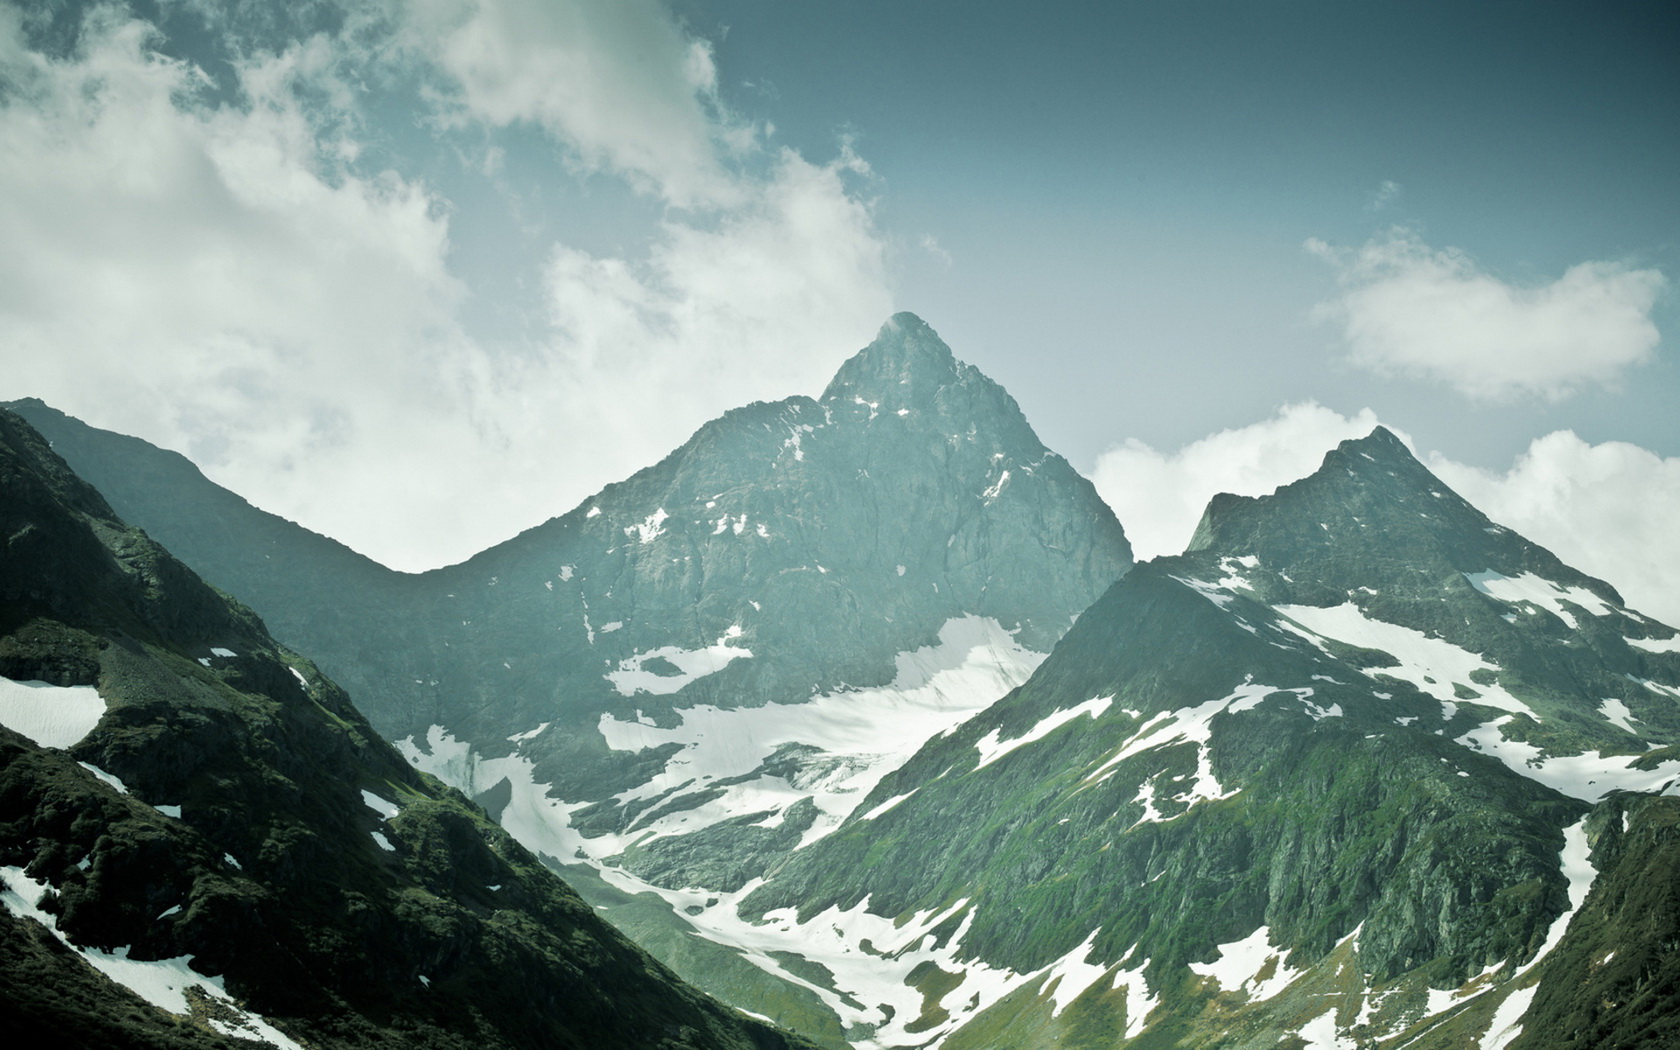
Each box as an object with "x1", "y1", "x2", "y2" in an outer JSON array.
[
  {"x1": 410, "y1": 0, "x2": 748, "y2": 207},
  {"x1": 1090, "y1": 403, "x2": 1385, "y2": 560},
  {"x1": 1309, "y1": 229, "x2": 1666, "y2": 401},
  {"x1": 0, "y1": 4, "x2": 892, "y2": 571},
  {"x1": 1430, "y1": 434, "x2": 1680, "y2": 628}
]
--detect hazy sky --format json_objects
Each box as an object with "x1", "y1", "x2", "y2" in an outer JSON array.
[{"x1": 2, "y1": 1, "x2": 1676, "y2": 621}]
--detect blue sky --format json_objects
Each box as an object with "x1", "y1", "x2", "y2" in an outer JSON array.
[{"x1": 2, "y1": 0, "x2": 1676, "y2": 620}]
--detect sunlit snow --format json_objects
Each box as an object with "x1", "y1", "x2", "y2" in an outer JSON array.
[
  {"x1": 1464, "y1": 570, "x2": 1614, "y2": 630},
  {"x1": 1188, "y1": 926, "x2": 1301, "y2": 1002},
  {"x1": 973, "y1": 696, "x2": 1112, "y2": 770},
  {"x1": 1276, "y1": 603, "x2": 1535, "y2": 719},
  {"x1": 1456, "y1": 718, "x2": 1680, "y2": 800}
]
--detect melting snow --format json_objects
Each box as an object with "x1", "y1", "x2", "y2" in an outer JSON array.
[
  {"x1": 1627, "y1": 634, "x2": 1680, "y2": 654},
  {"x1": 1518, "y1": 819, "x2": 1594, "y2": 976},
  {"x1": 1598, "y1": 699, "x2": 1640, "y2": 735},
  {"x1": 1464, "y1": 571, "x2": 1614, "y2": 630},
  {"x1": 625, "y1": 508, "x2": 669, "y2": 544},
  {"x1": 1, "y1": 866, "x2": 303, "y2": 1048},
  {"x1": 370, "y1": 831, "x2": 396, "y2": 852},
  {"x1": 596, "y1": 617, "x2": 1041, "y2": 849},
  {"x1": 1296, "y1": 1006, "x2": 1356, "y2": 1049},
  {"x1": 1456, "y1": 718, "x2": 1680, "y2": 800},
  {"x1": 605, "y1": 630, "x2": 752, "y2": 696},
  {"x1": 973, "y1": 696, "x2": 1112, "y2": 770},
  {"x1": 1111, "y1": 952, "x2": 1159, "y2": 1039},
  {"x1": 361, "y1": 790, "x2": 401, "y2": 820},
  {"x1": 1480, "y1": 985, "x2": 1537, "y2": 1050},
  {"x1": 1044, "y1": 928, "x2": 1110, "y2": 1017},
  {"x1": 1188, "y1": 926, "x2": 1301, "y2": 1002},
  {"x1": 1276, "y1": 603, "x2": 1535, "y2": 720},
  {"x1": 78, "y1": 762, "x2": 129, "y2": 794},
  {"x1": 0, "y1": 678, "x2": 106, "y2": 749}
]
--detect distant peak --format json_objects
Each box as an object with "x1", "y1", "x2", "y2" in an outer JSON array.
[{"x1": 821, "y1": 312, "x2": 964, "y2": 404}]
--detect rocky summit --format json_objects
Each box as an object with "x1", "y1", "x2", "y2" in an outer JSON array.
[
  {"x1": 0, "y1": 407, "x2": 814, "y2": 1050},
  {"x1": 9, "y1": 313, "x2": 1134, "y2": 1038}
]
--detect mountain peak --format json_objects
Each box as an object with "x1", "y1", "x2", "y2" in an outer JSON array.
[{"x1": 820, "y1": 311, "x2": 966, "y2": 403}]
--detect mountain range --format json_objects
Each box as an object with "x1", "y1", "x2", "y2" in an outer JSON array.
[{"x1": 6, "y1": 313, "x2": 1679, "y2": 1048}]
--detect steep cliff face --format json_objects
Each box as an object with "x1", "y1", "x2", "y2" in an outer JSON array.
[{"x1": 0, "y1": 407, "x2": 815, "y2": 1050}]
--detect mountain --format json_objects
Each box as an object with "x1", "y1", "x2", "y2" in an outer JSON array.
[
  {"x1": 8, "y1": 313, "x2": 1134, "y2": 1038},
  {"x1": 0, "y1": 407, "x2": 816, "y2": 1049},
  {"x1": 674, "y1": 427, "x2": 1680, "y2": 1048}
]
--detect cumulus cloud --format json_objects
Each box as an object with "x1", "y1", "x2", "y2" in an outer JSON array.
[
  {"x1": 1090, "y1": 403, "x2": 1386, "y2": 561},
  {"x1": 1309, "y1": 229, "x2": 1666, "y2": 401},
  {"x1": 0, "y1": 2, "x2": 892, "y2": 570},
  {"x1": 1430, "y1": 434, "x2": 1680, "y2": 628}
]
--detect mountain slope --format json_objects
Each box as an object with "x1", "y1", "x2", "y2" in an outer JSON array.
[
  {"x1": 0, "y1": 406, "x2": 814, "y2": 1050},
  {"x1": 681, "y1": 427, "x2": 1680, "y2": 1047},
  {"x1": 9, "y1": 312, "x2": 1133, "y2": 1037}
]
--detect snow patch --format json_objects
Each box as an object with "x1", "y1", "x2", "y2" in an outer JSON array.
[
  {"x1": 1456, "y1": 718, "x2": 1680, "y2": 800},
  {"x1": 1480, "y1": 985, "x2": 1537, "y2": 1050},
  {"x1": 625, "y1": 508, "x2": 669, "y2": 544},
  {"x1": 78, "y1": 762, "x2": 129, "y2": 794},
  {"x1": 1465, "y1": 570, "x2": 1614, "y2": 630},
  {"x1": 1, "y1": 866, "x2": 303, "y2": 1048},
  {"x1": 606, "y1": 632, "x2": 752, "y2": 696},
  {"x1": 0, "y1": 678, "x2": 106, "y2": 749},
  {"x1": 1599, "y1": 698, "x2": 1640, "y2": 735},
  {"x1": 974, "y1": 696, "x2": 1112, "y2": 770},
  {"x1": 1188, "y1": 926, "x2": 1301, "y2": 1002},
  {"x1": 370, "y1": 831, "x2": 396, "y2": 852},
  {"x1": 361, "y1": 790, "x2": 401, "y2": 820},
  {"x1": 1276, "y1": 602, "x2": 1535, "y2": 720},
  {"x1": 1626, "y1": 633, "x2": 1680, "y2": 654}
]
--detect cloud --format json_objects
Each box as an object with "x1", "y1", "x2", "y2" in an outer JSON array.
[
  {"x1": 1090, "y1": 403, "x2": 1385, "y2": 561},
  {"x1": 1429, "y1": 434, "x2": 1680, "y2": 628},
  {"x1": 1091, "y1": 400, "x2": 1680, "y2": 628},
  {"x1": 1309, "y1": 229, "x2": 1666, "y2": 401},
  {"x1": 0, "y1": 3, "x2": 892, "y2": 571},
  {"x1": 410, "y1": 0, "x2": 749, "y2": 207},
  {"x1": 1367, "y1": 179, "x2": 1402, "y2": 211}
]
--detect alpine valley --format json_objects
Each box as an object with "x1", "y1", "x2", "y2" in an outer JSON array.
[{"x1": 6, "y1": 314, "x2": 1679, "y2": 1049}]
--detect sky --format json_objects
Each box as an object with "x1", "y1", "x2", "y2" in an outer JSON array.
[{"x1": 2, "y1": 0, "x2": 1677, "y2": 622}]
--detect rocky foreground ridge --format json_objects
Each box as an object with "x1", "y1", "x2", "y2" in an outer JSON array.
[{"x1": 0, "y1": 407, "x2": 813, "y2": 1049}]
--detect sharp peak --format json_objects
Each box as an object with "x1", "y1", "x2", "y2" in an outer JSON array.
[{"x1": 820, "y1": 311, "x2": 968, "y2": 402}]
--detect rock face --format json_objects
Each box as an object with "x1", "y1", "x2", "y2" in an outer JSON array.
[
  {"x1": 0, "y1": 407, "x2": 816, "y2": 1050},
  {"x1": 715, "y1": 427, "x2": 1680, "y2": 1047},
  {"x1": 9, "y1": 313, "x2": 1134, "y2": 1039}
]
